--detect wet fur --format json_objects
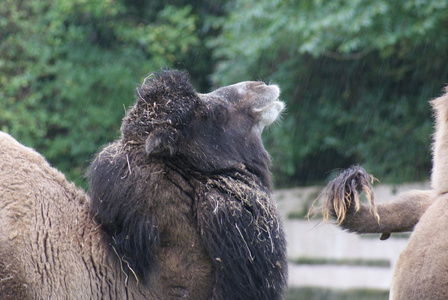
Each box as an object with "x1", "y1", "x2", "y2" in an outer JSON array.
[
  {"x1": 316, "y1": 166, "x2": 378, "y2": 225},
  {"x1": 89, "y1": 70, "x2": 287, "y2": 299}
]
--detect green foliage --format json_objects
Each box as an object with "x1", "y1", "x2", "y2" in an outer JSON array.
[
  {"x1": 0, "y1": 0, "x2": 202, "y2": 186},
  {"x1": 210, "y1": 0, "x2": 448, "y2": 186},
  {"x1": 2, "y1": 0, "x2": 448, "y2": 188}
]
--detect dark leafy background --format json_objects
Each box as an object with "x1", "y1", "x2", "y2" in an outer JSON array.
[{"x1": 2, "y1": 0, "x2": 447, "y2": 187}]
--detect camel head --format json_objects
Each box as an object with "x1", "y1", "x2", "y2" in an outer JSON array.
[{"x1": 120, "y1": 70, "x2": 284, "y2": 183}]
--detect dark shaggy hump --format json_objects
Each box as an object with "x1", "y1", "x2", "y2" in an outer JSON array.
[
  {"x1": 121, "y1": 70, "x2": 199, "y2": 142},
  {"x1": 88, "y1": 143, "x2": 160, "y2": 280},
  {"x1": 87, "y1": 70, "x2": 208, "y2": 281}
]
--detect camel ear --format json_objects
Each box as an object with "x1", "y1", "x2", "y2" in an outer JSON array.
[{"x1": 145, "y1": 127, "x2": 179, "y2": 156}]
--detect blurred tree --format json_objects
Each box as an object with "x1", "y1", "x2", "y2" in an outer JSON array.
[
  {"x1": 0, "y1": 0, "x2": 203, "y2": 186},
  {"x1": 2, "y1": 0, "x2": 448, "y2": 188},
  {"x1": 117, "y1": 0, "x2": 226, "y2": 89},
  {"x1": 209, "y1": 0, "x2": 448, "y2": 186}
]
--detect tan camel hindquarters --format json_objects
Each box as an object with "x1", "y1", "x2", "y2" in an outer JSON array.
[
  {"x1": 0, "y1": 208, "x2": 28, "y2": 299},
  {"x1": 0, "y1": 132, "x2": 107, "y2": 299},
  {"x1": 390, "y1": 194, "x2": 448, "y2": 300}
]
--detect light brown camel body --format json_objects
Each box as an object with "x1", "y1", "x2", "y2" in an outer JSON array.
[{"x1": 0, "y1": 132, "x2": 145, "y2": 298}]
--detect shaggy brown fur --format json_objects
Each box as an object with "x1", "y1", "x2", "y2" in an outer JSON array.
[
  {"x1": 313, "y1": 87, "x2": 448, "y2": 299},
  {"x1": 318, "y1": 166, "x2": 378, "y2": 226},
  {"x1": 0, "y1": 70, "x2": 287, "y2": 299},
  {"x1": 88, "y1": 70, "x2": 287, "y2": 300}
]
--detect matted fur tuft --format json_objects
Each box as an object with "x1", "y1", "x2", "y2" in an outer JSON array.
[
  {"x1": 121, "y1": 70, "x2": 198, "y2": 143},
  {"x1": 309, "y1": 165, "x2": 379, "y2": 224}
]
